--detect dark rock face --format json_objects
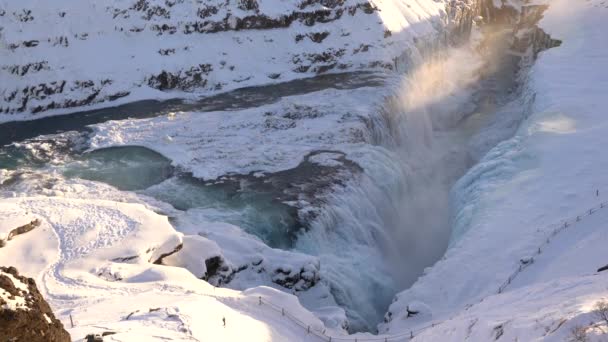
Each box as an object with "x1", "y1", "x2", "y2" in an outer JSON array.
[
  {"x1": 202, "y1": 255, "x2": 235, "y2": 286},
  {"x1": 0, "y1": 79, "x2": 131, "y2": 115},
  {"x1": 1, "y1": 0, "x2": 494, "y2": 117},
  {"x1": 271, "y1": 265, "x2": 320, "y2": 291},
  {"x1": 147, "y1": 64, "x2": 213, "y2": 91},
  {"x1": 511, "y1": 4, "x2": 562, "y2": 57},
  {"x1": 0, "y1": 266, "x2": 71, "y2": 342},
  {"x1": 237, "y1": 0, "x2": 259, "y2": 12},
  {"x1": 0, "y1": 219, "x2": 40, "y2": 248}
]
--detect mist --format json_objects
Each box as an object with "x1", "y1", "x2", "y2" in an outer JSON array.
[{"x1": 292, "y1": 21, "x2": 520, "y2": 332}]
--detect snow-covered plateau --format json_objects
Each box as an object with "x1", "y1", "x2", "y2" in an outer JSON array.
[
  {"x1": 1, "y1": 0, "x2": 608, "y2": 341},
  {"x1": 0, "y1": 0, "x2": 474, "y2": 122}
]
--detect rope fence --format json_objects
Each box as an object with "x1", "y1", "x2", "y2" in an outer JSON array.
[
  {"x1": 248, "y1": 199, "x2": 608, "y2": 342},
  {"x1": 255, "y1": 296, "x2": 441, "y2": 341},
  {"x1": 496, "y1": 200, "x2": 608, "y2": 294}
]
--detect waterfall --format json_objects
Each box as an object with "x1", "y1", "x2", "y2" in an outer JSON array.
[{"x1": 291, "y1": 2, "x2": 549, "y2": 330}]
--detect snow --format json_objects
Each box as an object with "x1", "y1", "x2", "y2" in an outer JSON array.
[
  {"x1": 1, "y1": 0, "x2": 522, "y2": 333},
  {"x1": 381, "y1": 0, "x2": 608, "y2": 340},
  {"x1": 89, "y1": 86, "x2": 388, "y2": 180},
  {"x1": 0, "y1": 268, "x2": 30, "y2": 311},
  {"x1": 0, "y1": 0, "x2": 449, "y2": 122},
  {"x1": 1, "y1": 0, "x2": 608, "y2": 340}
]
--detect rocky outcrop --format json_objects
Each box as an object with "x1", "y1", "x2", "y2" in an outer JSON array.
[
  {"x1": 511, "y1": 4, "x2": 562, "y2": 58},
  {"x1": 147, "y1": 64, "x2": 213, "y2": 91},
  {"x1": 0, "y1": 218, "x2": 40, "y2": 248},
  {"x1": 272, "y1": 263, "x2": 320, "y2": 291},
  {"x1": 0, "y1": 266, "x2": 71, "y2": 342},
  {"x1": 380, "y1": 0, "x2": 564, "y2": 329}
]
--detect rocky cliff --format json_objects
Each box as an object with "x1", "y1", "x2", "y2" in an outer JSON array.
[{"x1": 0, "y1": 266, "x2": 71, "y2": 342}]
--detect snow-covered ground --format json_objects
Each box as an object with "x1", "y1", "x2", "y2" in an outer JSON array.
[
  {"x1": 0, "y1": 0, "x2": 457, "y2": 122},
  {"x1": 381, "y1": 0, "x2": 608, "y2": 340},
  {"x1": 0, "y1": 194, "x2": 342, "y2": 341}
]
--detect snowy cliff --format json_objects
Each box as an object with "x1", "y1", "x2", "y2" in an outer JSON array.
[
  {"x1": 0, "y1": 0, "x2": 474, "y2": 121},
  {"x1": 381, "y1": 0, "x2": 608, "y2": 340}
]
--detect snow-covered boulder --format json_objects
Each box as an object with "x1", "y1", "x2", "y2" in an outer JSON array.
[
  {"x1": 174, "y1": 209, "x2": 321, "y2": 292},
  {"x1": 161, "y1": 235, "x2": 235, "y2": 285},
  {"x1": 0, "y1": 266, "x2": 71, "y2": 342}
]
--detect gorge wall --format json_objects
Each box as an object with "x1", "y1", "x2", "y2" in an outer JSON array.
[{"x1": 1, "y1": 0, "x2": 484, "y2": 121}]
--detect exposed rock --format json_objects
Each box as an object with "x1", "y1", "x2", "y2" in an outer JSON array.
[
  {"x1": 151, "y1": 243, "x2": 183, "y2": 264},
  {"x1": 2, "y1": 62, "x2": 50, "y2": 76},
  {"x1": 271, "y1": 263, "x2": 320, "y2": 291},
  {"x1": 0, "y1": 219, "x2": 40, "y2": 248},
  {"x1": 147, "y1": 64, "x2": 213, "y2": 91},
  {"x1": 511, "y1": 4, "x2": 562, "y2": 58},
  {"x1": 237, "y1": 0, "x2": 259, "y2": 12},
  {"x1": 295, "y1": 31, "x2": 330, "y2": 43},
  {"x1": 0, "y1": 266, "x2": 71, "y2": 342},
  {"x1": 158, "y1": 235, "x2": 236, "y2": 286},
  {"x1": 203, "y1": 255, "x2": 235, "y2": 286}
]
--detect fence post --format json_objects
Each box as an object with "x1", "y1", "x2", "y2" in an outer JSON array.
[
  {"x1": 258, "y1": 296, "x2": 262, "y2": 305},
  {"x1": 281, "y1": 308, "x2": 285, "y2": 316},
  {"x1": 410, "y1": 331, "x2": 414, "y2": 338},
  {"x1": 69, "y1": 314, "x2": 74, "y2": 328},
  {"x1": 307, "y1": 326, "x2": 310, "y2": 334}
]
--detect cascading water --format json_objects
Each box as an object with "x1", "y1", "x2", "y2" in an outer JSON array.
[
  {"x1": 292, "y1": 15, "x2": 530, "y2": 332},
  {"x1": 0, "y1": 0, "x2": 561, "y2": 336}
]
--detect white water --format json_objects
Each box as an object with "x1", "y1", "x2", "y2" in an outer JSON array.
[{"x1": 292, "y1": 25, "x2": 521, "y2": 331}]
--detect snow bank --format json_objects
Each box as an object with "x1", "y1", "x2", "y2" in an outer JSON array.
[
  {"x1": 0, "y1": 268, "x2": 30, "y2": 311},
  {"x1": 0, "y1": 192, "x2": 341, "y2": 341}
]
